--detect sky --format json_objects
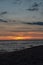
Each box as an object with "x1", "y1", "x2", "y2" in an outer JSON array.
[{"x1": 0, "y1": 0, "x2": 43, "y2": 40}]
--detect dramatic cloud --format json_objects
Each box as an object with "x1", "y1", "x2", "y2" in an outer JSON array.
[
  {"x1": 0, "y1": 11, "x2": 7, "y2": 15},
  {"x1": 32, "y1": 2, "x2": 39, "y2": 7},
  {"x1": 26, "y1": 2, "x2": 40, "y2": 11},
  {"x1": 22, "y1": 22, "x2": 43, "y2": 25},
  {"x1": 27, "y1": 8, "x2": 39, "y2": 11}
]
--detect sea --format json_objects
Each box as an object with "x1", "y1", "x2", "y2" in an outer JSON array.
[{"x1": 0, "y1": 40, "x2": 43, "y2": 52}]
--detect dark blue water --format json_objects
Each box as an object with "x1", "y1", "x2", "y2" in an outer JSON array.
[{"x1": 0, "y1": 40, "x2": 43, "y2": 52}]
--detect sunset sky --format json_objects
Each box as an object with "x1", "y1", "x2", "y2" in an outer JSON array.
[{"x1": 0, "y1": 0, "x2": 43, "y2": 40}]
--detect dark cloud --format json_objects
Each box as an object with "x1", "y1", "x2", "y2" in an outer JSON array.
[
  {"x1": 0, "y1": 19, "x2": 7, "y2": 23},
  {"x1": 26, "y1": 2, "x2": 40, "y2": 11},
  {"x1": 27, "y1": 8, "x2": 39, "y2": 11},
  {"x1": 0, "y1": 11, "x2": 7, "y2": 15},
  {"x1": 32, "y1": 2, "x2": 39, "y2": 7},
  {"x1": 22, "y1": 22, "x2": 43, "y2": 25}
]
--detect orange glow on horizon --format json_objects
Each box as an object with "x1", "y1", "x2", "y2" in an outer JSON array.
[
  {"x1": 0, "y1": 32, "x2": 43, "y2": 40},
  {"x1": 0, "y1": 36, "x2": 32, "y2": 40},
  {"x1": 13, "y1": 36, "x2": 32, "y2": 40},
  {"x1": 0, "y1": 36, "x2": 43, "y2": 40}
]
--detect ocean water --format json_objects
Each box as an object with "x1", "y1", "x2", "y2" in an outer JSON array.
[{"x1": 0, "y1": 40, "x2": 43, "y2": 52}]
